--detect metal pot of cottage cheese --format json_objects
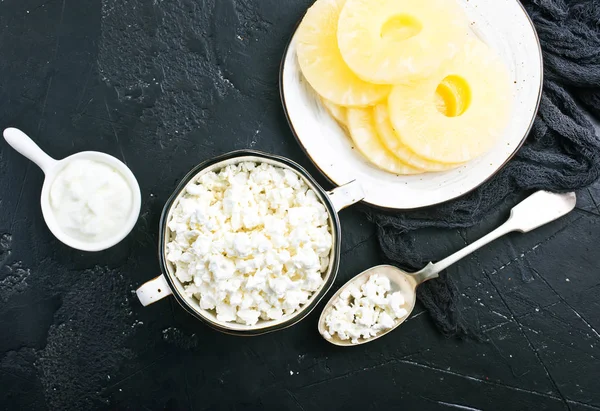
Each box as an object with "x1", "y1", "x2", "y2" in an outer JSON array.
[{"x1": 136, "y1": 150, "x2": 364, "y2": 336}]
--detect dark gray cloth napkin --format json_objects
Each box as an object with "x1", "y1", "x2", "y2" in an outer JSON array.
[{"x1": 366, "y1": 0, "x2": 600, "y2": 339}]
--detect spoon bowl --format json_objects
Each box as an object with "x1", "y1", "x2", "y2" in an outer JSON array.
[
  {"x1": 318, "y1": 265, "x2": 419, "y2": 346},
  {"x1": 3, "y1": 127, "x2": 141, "y2": 252}
]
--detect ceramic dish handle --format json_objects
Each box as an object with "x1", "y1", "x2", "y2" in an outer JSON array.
[
  {"x1": 3, "y1": 128, "x2": 58, "y2": 174},
  {"x1": 327, "y1": 180, "x2": 365, "y2": 212},
  {"x1": 136, "y1": 274, "x2": 173, "y2": 306}
]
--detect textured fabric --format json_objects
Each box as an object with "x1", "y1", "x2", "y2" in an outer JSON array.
[{"x1": 366, "y1": 0, "x2": 600, "y2": 339}]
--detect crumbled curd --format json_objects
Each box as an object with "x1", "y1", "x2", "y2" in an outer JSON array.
[{"x1": 165, "y1": 162, "x2": 333, "y2": 326}]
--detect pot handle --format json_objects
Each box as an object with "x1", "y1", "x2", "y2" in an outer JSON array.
[
  {"x1": 136, "y1": 274, "x2": 173, "y2": 306},
  {"x1": 327, "y1": 180, "x2": 365, "y2": 212}
]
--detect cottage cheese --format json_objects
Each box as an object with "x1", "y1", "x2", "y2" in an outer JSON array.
[
  {"x1": 322, "y1": 274, "x2": 408, "y2": 344},
  {"x1": 165, "y1": 162, "x2": 333, "y2": 326}
]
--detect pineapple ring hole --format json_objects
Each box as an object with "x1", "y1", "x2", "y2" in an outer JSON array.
[
  {"x1": 380, "y1": 15, "x2": 423, "y2": 42},
  {"x1": 435, "y1": 75, "x2": 472, "y2": 117}
]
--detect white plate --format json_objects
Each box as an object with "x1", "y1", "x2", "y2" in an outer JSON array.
[{"x1": 280, "y1": 0, "x2": 543, "y2": 210}]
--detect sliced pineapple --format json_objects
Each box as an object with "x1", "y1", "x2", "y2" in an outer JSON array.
[
  {"x1": 373, "y1": 104, "x2": 462, "y2": 171},
  {"x1": 337, "y1": 0, "x2": 468, "y2": 84},
  {"x1": 388, "y1": 39, "x2": 512, "y2": 164},
  {"x1": 321, "y1": 98, "x2": 348, "y2": 128},
  {"x1": 346, "y1": 107, "x2": 422, "y2": 175},
  {"x1": 296, "y1": 0, "x2": 391, "y2": 107}
]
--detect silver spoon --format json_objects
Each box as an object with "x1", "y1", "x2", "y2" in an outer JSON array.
[{"x1": 318, "y1": 190, "x2": 577, "y2": 346}]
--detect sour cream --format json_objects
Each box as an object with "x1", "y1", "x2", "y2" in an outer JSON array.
[{"x1": 49, "y1": 159, "x2": 134, "y2": 242}]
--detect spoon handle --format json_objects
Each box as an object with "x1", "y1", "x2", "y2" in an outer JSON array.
[
  {"x1": 412, "y1": 191, "x2": 577, "y2": 284},
  {"x1": 3, "y1": 128, "x2": 57, "y2": 174}
]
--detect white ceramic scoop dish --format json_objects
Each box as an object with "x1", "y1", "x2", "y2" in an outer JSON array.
[
  {"x1": 3, "y1": 127, "x2": 141, "y2": 251},
  {"x1": 319, "y1": 191, "x2": 577, "y2": 346}
]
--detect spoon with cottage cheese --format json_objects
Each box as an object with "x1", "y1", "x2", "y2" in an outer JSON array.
[{"x1": 319, "y1": 191, "x2": 577, "y2": 346}]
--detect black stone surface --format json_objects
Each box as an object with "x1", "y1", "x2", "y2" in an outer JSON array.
[{"x1": 1, "y1": 0, "x2": 599, "y2": 410}]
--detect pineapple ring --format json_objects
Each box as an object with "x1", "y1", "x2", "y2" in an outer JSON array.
[
  {"x1": 388, "y1": 39, "x2": 512, "y2": 164},
  {"x1": 346, "y1": 107, "x2": 422, "y2": 175},
  {"x1": 373, "y1": 104, "x2": 462, "y2": 171},
  {"x1": 296, "y1": 0, "x2": 391, "y2": 107},
  {"x1": 337, "y1": 0, "x2": 469, "y2": 84},
  {"x1": 321, "y1": 98, "x2": 348, "y2": 128}
]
